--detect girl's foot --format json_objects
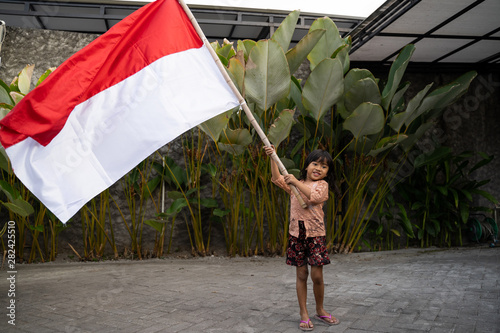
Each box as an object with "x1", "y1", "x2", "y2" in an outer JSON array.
[
  {"x1": 314, "y1": 312, "x2": 340, "y2": 325},
  {"x1": 299, "y1": 318, "x2": 314, "y2": 331}
]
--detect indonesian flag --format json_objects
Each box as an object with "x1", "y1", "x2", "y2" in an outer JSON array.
[{"x1": 0, "y1": 0, "x2": 239, "y2": 223}]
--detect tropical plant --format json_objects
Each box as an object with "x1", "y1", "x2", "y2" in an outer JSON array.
[
  {"x1": 0, "y1": 65, "x2": 53, "y2": 262},
  {"x1": 198, "y1": 9, "x2": 478, "y2": 255},
  {"x1": 396, "y1": 147, "x2": 498, "y2": 247},
  {"x1": 112, "y1": 158, "x2": 161, "y2": 259}
]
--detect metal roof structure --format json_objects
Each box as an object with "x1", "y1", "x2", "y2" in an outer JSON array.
[
  {"x1": 0, "y1": 0, "x2": 499, "y2": 72},
  {"x1": 349, "y1": 0, "x2": 500, "y2": 72},
  {"x1": 0, "y1": 0, "x2": 362, "y2": 45}
]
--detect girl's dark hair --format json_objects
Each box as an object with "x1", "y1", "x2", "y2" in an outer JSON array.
[{"x1": 300, "y1": 149, "x2": 341, "y2": 197}]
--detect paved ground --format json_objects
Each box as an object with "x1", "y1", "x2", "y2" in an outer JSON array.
[{"x1": 1, "y1": 246, "x2": 499, "y2": 333}]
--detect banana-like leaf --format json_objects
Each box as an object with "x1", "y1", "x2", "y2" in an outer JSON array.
[
  {"x1": 0, "y1": 80, "x2": 14, "y2": 105},
  {"x1": 218, "y1": 128, "x2": 253, "y2": 155},
  {"x1": 219, "y1": 39, "x2": 236, "y2": 58},
  {"x1": 390, "y1": 81, "x2": 410, "y2": 114},
  {"x1": 36, "y1": 67, "x2": 56, "y2": 87},
  {"x1": 425, "y1": 71, "x2": 478, "y2": 120},
  {"x1": 198, "y1": 107, "x2": 236, "y2": 142},
  {"x1": 407, "y1": 83, "x2": 461, "y2": 127},
  {"x1": 0, "y1": 106, "x2": 10, "y2": 121},
  {"x1": 343, "y1": 102, "x2": 384, "y2": 139},
  {"x1": 413, "y1": 146, "x2": 452, "y2": 168},
  {"x1": 344, "y1": 77, "x2": 381, "y2": 114},
  {"x1": 398, "y1": 122, "x2": 434, "y2": 152},
  {"x1": 302, "y1": 58, "x2": 344, "y2": 123},
  {"x1": 389, "y1": 83, "x2": 433, "y2": 132},
  {"x1": 289, "y1": 76, "x2": 307, "y2": 116},
  {"x1": 337, "y1": 69, "x2": 374, "y2": 119},
  {"x1": 0, "y1": 147, "x2": 10, "y2": 173},
  {"x1": 237, "y1": 39, "x2": 257, "y2": 63},
  {"x1": 10, "y1": 91, "x2": 24, "y2": 105},
  {"x1": 332, "y1": 37, "x2": 351, "y2": 74},
  {"x1": 307, "y1": 17, "x2": 343, "y2": 71},
  {"x1": 18, "y1": 64, "x2": 34, "y2": 95},
  {"x1": 345, "y1": 68, "x2": 377, "y2": 92},
  {"x1": 286, "y1": 29, "x2": 325, "y2": 75},
  {"x1": 267, "y1": 109, "x2": 295, "y2": 147},
  {"x1": 245, "y1": 40, "x2": 291, "y2": 112},
  {"x1": 381, "y1": 44, "x2": 415, "y2": 110},
  {"x1": 2, "y1": 199, "x2": 34, "y2": 217},
  {"x1": 368, "y1": 134, "x2": 408, "y2": 157},
  {"x1": 397, "y1": 203, "x2": 415, "y2": 238},
  {"x1": 271, "y1": 10, "x2": 300, "y2": 52},
  {"x1": 226, "y1": 56, "x2": 245, "y2": 94}
]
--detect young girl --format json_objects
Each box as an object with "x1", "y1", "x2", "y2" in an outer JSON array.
[{"x1": 264, "y1": 145, "x2": 340, "y2": 331}]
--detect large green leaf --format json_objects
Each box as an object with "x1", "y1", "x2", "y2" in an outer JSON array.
[
  {"x1": 271, "y1": 10, "x2": 300, "y2": 52},
  {"x1": 345, "y1": 68, "x2": 377, "y2": 92},
  {"x1": 144, "y1": 219, "x2": 165, "y2": 233},
  {"x1": 0, "y1": 148, "x2": 10, "y2": 172},
  {"x1": 332, "y1": 37, "x2": 351, "y2": 74},
  {"x1": 10, "y1": 92, "x2": 24, "y2": 105},
  {"x1": 389, "y1": 83, "x2": 433, "y2": 132},
  {"x1": 18, "y1": 64, "x2": 34, "y2": 95},
  {"x1": 198, "y1": 108, "x2": 235, "y2": 142},
  {"x1": 36, "y1": 67, "x2": 55, "y2": 87},
  {"x1": 237, "y1": 39, "x2": 257, "y2": 63},
  {"x1": 218, "y1": 128, "x2": 253, "y2": 155},
  {"x1": 244, "y1": 40, "x2": 291, "y2": 112},
  {"x1": 226, "y1": 54, "x2": 245, "y2": 94},
  {"x1": 267, "y1": 109, "x2": 295, "y2": 147},
  {"x1": 425, "y1": 71, "x2": 478, "y2": 120},
  {"x1": 398, "y1": 122, "x2": 434, "y2": 152},
  {"x1": 368, "y1": 134, "x2": 408, "y2": 157},
  {"x1": 469, "y1": 152, "x2": 493, "y2": 174},
  {"x1": 0, "y1": 106, "x2": 10, "y2": 120},
  {"x1": 2, "y1": 198, "x2": 34, "y2": 217},
  {"x1": 302, "y1": 58, "x2": 344, "y2": 122},
  {"x1": 471, "y1": 189, "x2": 498, "y2": 204},
  {"x1": 285, "y1": 29, "x2": 325, "y2": 75},
  {"x1": 344, "y1": 77, "x2": 381, "y2": 114},
  {"x1": 338, "y1": 69, "x2": 378, "y2": 118},
  {"x1": 390, "y1": 82, "x2": 410, "y2": 114},
  {"x1": 307, "y1": 17, "x2": 342, "y2": 71},
  {"x1": 289, "y1": 76, "x2": 307, "y2": 116},
  {"x1": 343, "y1": 102, "x2": 384, "y2": 139},
  {"x1": 217, "y1": 41, "x2": 236, "y2": 60},
  {"x1": 0, "y1": 80, "x2": 14, "y2": 105},
  {"x1": 381, "y1": 44, "x2": 415, "y2": 110},
  {"x1": 413, "y1": 146, "x2": 452, "y2": 168}
]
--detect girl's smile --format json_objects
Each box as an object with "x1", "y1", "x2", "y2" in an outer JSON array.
[{"x1": 305, "y1": 160, "x2": 329, "y2": 181}]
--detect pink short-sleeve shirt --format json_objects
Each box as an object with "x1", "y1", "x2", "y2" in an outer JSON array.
[{"x1": 272, "y1": 175, "x2": 329, "y2": 238}]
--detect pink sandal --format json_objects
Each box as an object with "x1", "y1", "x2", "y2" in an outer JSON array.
[
  {"x1": 314, "y1": 313, "x2": 340, "y2": 325},
  {"x1": 299, "y1": 319, "x2": 314, "y2": 331}
]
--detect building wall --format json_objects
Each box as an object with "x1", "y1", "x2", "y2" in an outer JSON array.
[{"x1": 1, "y1": 27, "x2": 499, "y2": 254}]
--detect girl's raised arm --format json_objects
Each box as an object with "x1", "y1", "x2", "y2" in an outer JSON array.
[{"x1": 264, "y1": 145, "x2": 281, "y2": 181}]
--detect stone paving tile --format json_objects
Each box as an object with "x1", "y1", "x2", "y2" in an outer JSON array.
[{"x1": 1, "y1": 246, "x2": 499, "y2": 332}]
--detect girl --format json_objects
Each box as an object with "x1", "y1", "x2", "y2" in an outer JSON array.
[{"x1": 264, "y1": 145, "x2": 340, "y2": 331}]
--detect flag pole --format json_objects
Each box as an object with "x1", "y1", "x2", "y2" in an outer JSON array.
[{"x1": 177, "y1": 0, "x2": 308, "y2": 208}]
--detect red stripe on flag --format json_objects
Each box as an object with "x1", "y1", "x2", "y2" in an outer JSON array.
[{"x1": 0, "y1": 0, "x2": 202, "y2": 149}]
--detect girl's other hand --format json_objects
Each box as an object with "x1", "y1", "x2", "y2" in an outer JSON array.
[
  {"x1": 263, "y1": 145, "x2": 275, "y2": 156},
  {"x1": 284, "y1": 174, "x2": 299, "y2": 186}
]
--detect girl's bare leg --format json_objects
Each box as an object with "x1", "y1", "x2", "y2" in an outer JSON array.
[
  {"x1": 296, "y1": 265, "x2": 313, "y2": 329},
  {"x1": 311, "y1": 265, "x2": 338, "y2": 323}
]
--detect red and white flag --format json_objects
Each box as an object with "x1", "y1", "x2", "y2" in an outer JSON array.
[{"x1": 0, "y1": 0, "x2": 239, "y2": 223}]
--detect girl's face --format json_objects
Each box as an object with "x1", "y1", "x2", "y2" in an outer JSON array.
[{"x1": 305, "y1": 158, "x2": 329, "y2": 182}]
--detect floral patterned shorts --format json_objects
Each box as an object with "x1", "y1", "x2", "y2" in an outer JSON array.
[{"x1": 286, "y1": 221, "x2": 330, "y2": 267}]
